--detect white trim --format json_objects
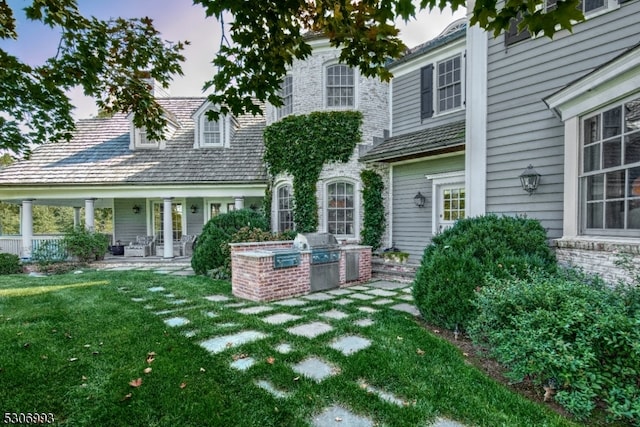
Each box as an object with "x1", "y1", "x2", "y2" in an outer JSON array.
[
  {"x1": 545, "y1": 46, "x2": 640, "y2": 120},
  {"x1": 389, "y1": 38, "x2": 466, "y2": 78},
  {"x1": 426, "y1": 170, "x2": 465, "y2": 235},
  {"x1": 434, "y1": 53, "x2": 465, "y2": 116},
  {"x1": 465, "y1": 23, "x2": 488, "y2": 218},
  {"x1": 563, "y1": 117, "x2": 580, "y2": 237},
  {"x1": 323, "y1": 177, "x2": 360, "y2": 239},
  {"x1": 323, "y1": 60, "x2": 359, "y2": 110},
  {"x1": 388, "y1": 165, "x2": 394, "y2": 247},
  {"x1": 272, "y1": 179, "x2": 294, "y2": 232}
]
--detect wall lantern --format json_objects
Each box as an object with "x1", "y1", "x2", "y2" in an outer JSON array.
[
  {"x1": 414, "y1": 191, "x2": 426, "y2": 208},
  {"x1": 190, "y1": 204, "x2": 198, "y2": 214},
  {"x1": 519, "y1": 164, "x2": 541, "y2": 195},
  {"x1": 132, "y1": 204, "x2": 141, "y2": 214}
]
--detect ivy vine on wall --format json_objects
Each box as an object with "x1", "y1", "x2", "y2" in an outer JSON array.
[
  {"x1": 360, "y1": 169, "x2": 385, "y2": 250},
  {"x1": 263, "y1": 111, "x2": 363, "y2": 232}
]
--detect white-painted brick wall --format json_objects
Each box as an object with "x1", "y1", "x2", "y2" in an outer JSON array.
[{"x1": 266, "y1": 38, "x2": 390, "y2": 248}]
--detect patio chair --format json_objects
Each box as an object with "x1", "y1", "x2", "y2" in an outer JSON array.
[
  {"x1": 179, "y1": 234, "x2": 197, "y2": 257},
  {"x1": 124, "y1": 235, "x2": 155, "y2": 257}
]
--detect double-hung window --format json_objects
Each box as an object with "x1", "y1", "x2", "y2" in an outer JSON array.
[
  {"x1": 327, "y1": 181, "x2": 355, "y2": 236},
  {"x1": 277, "y1": 184, "x2": 294, "y2": 232},
  {"x1": 581, "y1": 96, "x2": 640, "y2": 233},
  {"x1": 420, "y1": 53, "x2": 463, "y2": 119},
  {"x1": 202, "y1": 117, "x2": 221, "y2": 146},
  {"x1": 278, "y1": 75, "x2": 293, "y2": 118},
  {"x1": 326, "y1": 65, "x2": 354, "y2": 107}
]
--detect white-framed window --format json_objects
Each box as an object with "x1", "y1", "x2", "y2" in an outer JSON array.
[
  {"x1": 152, "y1": 201, "x2": 184, "y2": 244},
  {"x1": 545, "y1": 0, "x2": 617, "y2": 15},
  {"x1": 326, "y1": 64, "x2": 355, "y2": 108},
  {"x1": 326, "y1": 180, "x2": 356, "y2": 237},
  {"x1": 278, "y1": 75, "x2": 293, "y2": 119},
  {"x1": 131, "y1": 127, "x2": 161, "y2": 149},
  {"x1": 276, "y1": 184, "x2": 294, "y2": 232},
  {"x1": 437, "y1": 55, "x2": 462, "y2": 113},
  {"x1": 202, "y1": 117, "x2": 221, "y2": 146},
  {"x1": 581, "y1": 96, "x2": 640, "y2": 234}
]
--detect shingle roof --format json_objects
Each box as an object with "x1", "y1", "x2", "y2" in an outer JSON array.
[
  {"x1": 359, "y1": 120, "x2": 465, "y2": 163},
  {"x1": 387, "y1": 23, "x2": 466, "y2": 69},
  {"x1": 0, "y1": 97, "x2": 267, "y2": 186}
]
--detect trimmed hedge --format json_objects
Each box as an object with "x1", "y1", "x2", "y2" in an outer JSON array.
[
  {"x1": 412, "y1": 214, "x2": 556, "y2": 330},
  {"x1": 191, "y1": 209, "x2": 270, "y2": 276}
]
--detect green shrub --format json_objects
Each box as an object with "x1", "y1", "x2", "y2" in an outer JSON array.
[
  {"x1": 0, "y1": 253, "x2": 22, "y2": 275},
  {"x1": 191, "y1": 209, "x2": 270, "y2": 276},
  {"x1": 412, "y1": 214, "x2": 556, "y2": 329},
  {"x1": 32, "y1": 240, "x2": 68, "y2": 266},
  {"x1": 62, "y1": 226, "x2": 109, "y2": 262},
  {"x1": 468, "y1": 269, "x2": 640, "y2": 423},
  {"x1": 360, "y1": 169, "x2": 385, "y2": 251}
]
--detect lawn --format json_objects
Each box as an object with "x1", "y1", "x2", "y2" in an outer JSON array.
[{"x1": 0, "y1": 270, "x2": 581, "y2": 427}]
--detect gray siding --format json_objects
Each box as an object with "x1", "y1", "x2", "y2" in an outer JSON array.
[
  {"x1": 392, "y1": 154, "x2": 465, "y2": 262},
  {"x1": 185, "y1": 198, "x2": 204, "y2": 236},
  {"x1": 486, "y1": 1, "x2": 640, "y2": 239},
  {"x1": 114, "y1": 199, "x2": 148, "y2": 244},
  {"x1": 392, "y1": 68, "x2": 465, "y2": 136}
]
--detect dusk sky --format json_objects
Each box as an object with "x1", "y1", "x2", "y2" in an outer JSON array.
[{"x1": 3, "y1": 0, "x2": 466, "y2": 118}]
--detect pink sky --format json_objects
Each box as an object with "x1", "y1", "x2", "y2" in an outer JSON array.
[{"x1": 3, "y1": 0, "x2": 466, "y2": 118}]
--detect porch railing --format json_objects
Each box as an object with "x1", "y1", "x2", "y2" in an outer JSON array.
[{"x1": 0, "y1": 235, "x2": 65, "y2": 258}]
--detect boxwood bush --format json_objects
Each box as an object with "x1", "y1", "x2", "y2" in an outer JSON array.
[
  {"x1": 412, "y1": 214, "x2": 556, "y2": 329},
  {"x1": 468, "y1": 269, "x2": 640, "y2": 423},
  {"x1": 0, "y1": 253, "x2": 22, "y2": 275},
  {"x1": 191, "y1": 209, "x2": 270, "y2": 276}
]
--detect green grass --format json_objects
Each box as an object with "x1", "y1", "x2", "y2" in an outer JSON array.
[{"x1": 0, "y1": 271, "x2": 582, "y2": 427}]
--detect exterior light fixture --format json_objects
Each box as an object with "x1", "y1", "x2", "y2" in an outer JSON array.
[
  {"x1": 190, "y1": 204, "x2": 198, "y2": 214},
  {"x1": 132, "y1": 204, "x2": 141, "y2": 214},
  {"x1": 414, "y1": 191, "x2": 426, "y2": 208},
  {"x1": 519, "y1": 164, "x2": 541, "y2": 195}
]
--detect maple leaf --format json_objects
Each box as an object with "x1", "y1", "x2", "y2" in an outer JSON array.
[
  {"x1": 129, "y1": 378, "x2": 142, "y2": 388},
  {"x1": 266, "y1": 356, "x2": 275, "y2": 365},
  {"x1": 146, "y1": 352, "x2": 156, "y2": 364}
]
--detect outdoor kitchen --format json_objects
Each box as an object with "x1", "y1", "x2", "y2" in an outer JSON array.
[{"x1": 230, "y1": 233, "x2": 372, "y2": 302}]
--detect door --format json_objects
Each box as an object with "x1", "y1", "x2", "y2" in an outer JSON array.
[{"x1": 437, "y1": 184, "x2": 465, "y2": 233}]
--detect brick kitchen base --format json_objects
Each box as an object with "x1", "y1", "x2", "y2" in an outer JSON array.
[{"x1": 230, "y1": 241, "x2": 372, "y2": 302}]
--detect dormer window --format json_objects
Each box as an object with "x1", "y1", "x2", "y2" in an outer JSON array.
[
  {"x1": 192, "y1": 102, "x2": 237, "y2": 149},
  {"x1": 128, "y1": 110, "x2": 180, "y2": 150}
]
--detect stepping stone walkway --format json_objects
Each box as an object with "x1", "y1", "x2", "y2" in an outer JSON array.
[{"x1": 138, "y1": 278, "x2": 468, "y2": 427}]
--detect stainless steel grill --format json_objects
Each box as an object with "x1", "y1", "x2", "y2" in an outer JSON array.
[{"x1": 293, "y1": 233, "x2": 341, "y2": 291}]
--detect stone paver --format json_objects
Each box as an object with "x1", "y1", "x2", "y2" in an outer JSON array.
[
  {"x1": 287, "y1": 321, "x2": 333, "y2": 338},
  {"x1": 182, "y1": 330, "x2": 198, "y2": 338},
  {"x1": 164, "y1": 293, "x2": 175, "y2": 298},
  {"x1": 358, "y1": 307, "x2": 378, "y2": 313},
  {"x1": 368, "y1": 280, "x2": 410, "y2": 290},
  {"x1": 275, "y1": 343, "x2": 293, "y2": 354},
  {"x1": 354, "y1": 318, "x2": 374, "y2": 327},
  {"x1": 237, "y1": 305, "x2": 274, "y2": 315},
  {"x1": 148, "y1": 286, "x2": 165, "y2": 292},
  {"x1": 326, "y1": 289, "x2": 352, "y2": 296},
  {"x1": 312, "y1": 405, "x2": 373, "y2": 427},
  {"x1": 365, "y1": 289, "x2": 397, "y2": 297},
  {"x1": 255, "y1": 380, "x2": 290, "y2": 398},
  {"x1": 303, "y1": 292, "x2": 336, "y2": 301},
  {"x1": 390, "y1": 303, "x2": 420, "y2": 316},
  {"x1": 320, "y1": 309, "x2": 349, "y2": 320},
  {"x1": 164, "y1": 316, "x2": 190, "y2": 327},
  {"x1": 230, "y1": 356, "x2": 256, "y2": 371},
  {"x1": 349, "y1": 293, "x2": 375, "y2": 301},
  {"x1": 358, "y1": 379, "x2": 407, "y2": 406},
  {"x1": 399, "y1": 294, "x2": 414, "y2": 301},
  {"x1": 292, "y1": 357, "x2": 338, "y2": 382},
  {"x1": 204, "y1": 294, "x2": 230, "y2": 302},
  {"x1": 168, "y1": 299, "x2": 188, "y2": 305},
  {"x1": 273, "y1": 298, "x2": 308, "y2": 307},
  {"x1": 225, "y1": 302, "x2": 247, "y2": 308},
  {"x1": 348, "y1": 285, "x2": 370, "y2": 291},
  {"x1": 431, "y1": 418, "x2": 466, "y2": 427},
  {"x1": 262, "y1": 313, "x2": 302, "y2": 325},
  {"x1": 330, "y1": 336, "x2": 371, "y2": 356},
  {"x1": 199, "y1": 330, "x2": 268, "y2": 354},
  {"x1": 333, "y1": 298, "x2": 355, "y2": 305},
  {"x1": 131, "y1": 297, "x2": 146, "y2": 302},
  {"x1": 371, "y1": 299, "x2": 394, "y2": 305}
]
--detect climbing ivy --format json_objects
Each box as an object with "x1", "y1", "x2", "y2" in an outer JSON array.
[
  {"x1": 360, "y1": 169, "x2": 385, "y2": 250},
  {"x1": 263, "y1": 111, "x2": 362, "y2": 232}
]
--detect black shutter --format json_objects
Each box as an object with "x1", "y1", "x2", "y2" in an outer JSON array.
[
  {"x1": 505, "y1": 15, "x2": 531, "y2": 46},
  {"x1": 420, "y1": 64, "x2": 434, "y2": 120}
]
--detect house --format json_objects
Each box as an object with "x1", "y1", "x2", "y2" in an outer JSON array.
[
  {"x1": 466, "y1": 0, "x2": 640, "y2": 282},
  {"x1": 0, "y1": 95, "x2": 267, "y2": 258},
  {"x1": 265, "y1": 34, "x2": 389, "y2": 244},
  {"x1": 360, "y1": 19, "x2": 467, "y2": 263}
]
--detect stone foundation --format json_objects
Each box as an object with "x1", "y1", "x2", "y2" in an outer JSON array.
[
  {"x1": 554, "y1": 237, "x2": 640, "y2": 285},
  {"x1": 230, "y1": 241, "x2": 372, "y2": 302}
]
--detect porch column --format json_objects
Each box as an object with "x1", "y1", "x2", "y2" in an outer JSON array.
[
  {"x1": 73, "y1": 207, "x2": 81, "y2": 228},
  {"x1": 234, "y1": 197, "x2": 245, "y2": 210},
  {"x1": 21, "y1": 200, "x2": 33, "y2": 259},
  {"x1": 84, "y1": 199, "x2": 96, "y2": 231},
  {"x1": 163, "y1": 197, "x2": 174, "y2": 258}
]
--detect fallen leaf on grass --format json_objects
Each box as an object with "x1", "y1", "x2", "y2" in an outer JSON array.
[
  {"x1": 335, "y1": 417, "x2": 343, "y2": 422},
  {"x1": 82, "y1": 375, "x2": 88, "y2": 381},
  {"x1": 84, "y1": 344, "x2": 91, "y2": 348},
  {"x1": 232, "y1": 353, "x2": 248, "y2": 361},
  {"x1": 69, "y1": 357, "x2": 79, "y2": 362},
  {"x1": 432, "y1": 329, "x2": 440, "y2": 334},
  {"x1": 396, "y1": 336, "x2": 403, "y2": 340},
  {"x1": 543, "y1": 385, "x2": 556, "y2": 402},
  {"x1": 143, "y1": 367, "x2": 152, "y2": 374},
  {"x1": 266, "y1": 357, "x2": 275, "y2": 365},
  {"x1": 23, "y1": 343, "x2": 30, "y2": 348},
  {"x1": 293, "y1": 376, "x2": 300, "y2": 381},
  {"x1": 121, "y1": 393, "x2": 132, "y2": 401},
  {"x1": 179, "y1": 382, "x2": 187, "y2": 389},
  {"x1": 225, "y1": 342, "x2": 233, "y2": 348},
  {"x1": 146, "y1": 352, "x2": 156, "y2": 364},
  {"x1": 199, "y1": 368, "x2": 206, "y2": 372},
  {"x1": 129, "y1": 378, "x2": 142, "y2": 388},
  {"x1": 416, "y1": 348, "x2": 425, "y2": 356}
]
